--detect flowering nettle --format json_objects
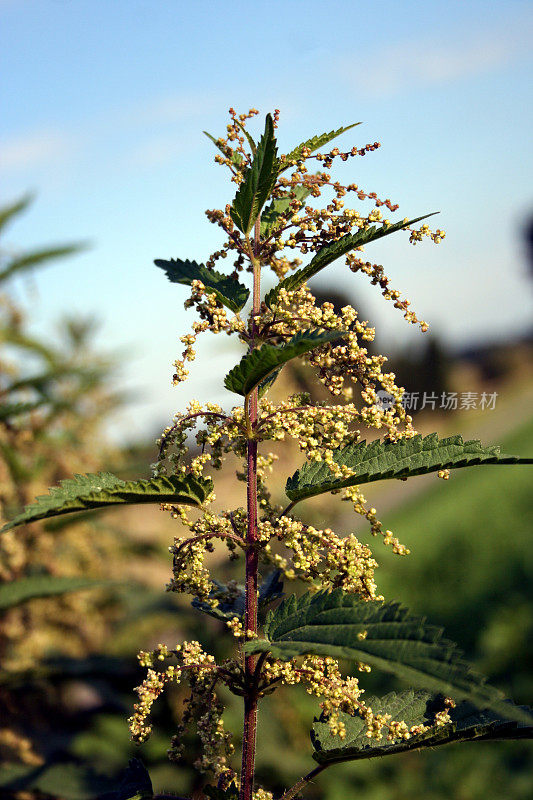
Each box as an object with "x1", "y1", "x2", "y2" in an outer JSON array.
[
  {"x1": 125, "y1": 110, "x2": 532, "y2": 799},
  {"x1": 4, "y1": 110, "x2": 531, "y2": 800}
]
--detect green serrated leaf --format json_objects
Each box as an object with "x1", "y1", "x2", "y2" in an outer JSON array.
[
  {"x1": 245, "y1": 590, "x2": 533, "y2": 725},
  {"x1": 311, "y1": 689, "x2": 533, "y2": 764},
  {"x1": 265, "y1": 214, "x2": 437, "y2": 308},
  {"x1": 204, "y1": 131, "x2": 244, "y2": 167},
  {"x1": 1, "y1": 472, "x2": 212, "y2": 532},
  {"x1": 224, "y1": 328, "x2": 345, "y2": 397},
  {"x1": 0, "y1": 575, "x2": 106, "y2": 611},
  {"x1": 279, "y1": 123, "x2": 362, "y2": 173},
  {"x1": 260, "y1": 184, "x2": 315, "y2": 238},
  {"x1": 230, "y1": 114, "x2": 278, "y2": 234},
  {"x1": 286, "y1": 432, "x2": 533, "y2": 503},
  {"x1": 154, "y1": 258, "x2": 249, "y2": 313}
]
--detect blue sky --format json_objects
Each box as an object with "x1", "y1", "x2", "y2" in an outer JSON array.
[{"x1": 1, "y1": 0, "x2": 532, "y2": 440}]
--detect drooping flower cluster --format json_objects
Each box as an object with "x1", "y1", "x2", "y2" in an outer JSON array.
[{"x1": 129, "y1": 641, "x2": 236, "y2": 784}]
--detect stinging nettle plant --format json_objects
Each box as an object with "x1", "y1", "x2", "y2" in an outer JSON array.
[{"x1": 3, "y1": 108, "x2": 533, "y2": 800}]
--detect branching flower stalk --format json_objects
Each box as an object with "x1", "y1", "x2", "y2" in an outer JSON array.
[{"x1": 4, "y1": 108, "x2": 532, "y2": 800}]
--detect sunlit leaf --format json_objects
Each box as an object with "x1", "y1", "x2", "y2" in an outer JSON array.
[
  {"x1": 265, "y1": 214, "x2": 436, "y2": 308},
  {"x1": 204, "y1": 130, "x2": 244, "y2": 167},
  {"x1": 279, "y1": 123, "x2": 361, "y2": 173},
  {"x1": 260, "y1": 184, "x2": 315, "y2": 238},
  {"x1": 286, "y1": 433, "x2": 533, "y2": 503},
  {"x1": 1, "y1": 472, "x2": 212, "y2": 532},
  {"x1": 230, "y1": 113, "x2": 278, "y2": 234}
]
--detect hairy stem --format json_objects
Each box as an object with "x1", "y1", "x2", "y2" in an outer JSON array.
[
  {"x1": 240, "y1": 216, "x2": 262, "y2": 800},
  {"x1": 279, "y1": 764, "x2": 328, "y2": 800}
]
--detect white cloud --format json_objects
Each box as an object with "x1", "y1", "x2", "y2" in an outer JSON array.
[
  {"x1": 344, "y1": 25, "x2": 532, "y2": 97},
  {"x1": 0, "y1": 90, "x2": 217, "y2": 177},
  {"x1": 0, "y1": 128, "x2": 74, "y2": 172}
]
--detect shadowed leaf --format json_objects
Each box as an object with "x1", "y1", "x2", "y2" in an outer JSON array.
[
  {"x1": 192, "y1": 571, "x2": 284, "y2": 622},
  {"x1": 245, "y1": 590, "x2": 533, "y2": 725},
  {"x1": 0, "y1": 762, "x2": 117, "y2": 800},
  {"x1": 204, "y1": 782, "x2": 238, "y2": 799},
  {"x1": 311, "y1": 689, "x2": 533, "y2": 764},
  {"x1": 101, "y1": 759, "x2": 153, "y2": 800},
  {"x1": 154, "y1": 258, "x2": 249, "y2": 313},
  {"x1": 0, "y1": 575, "x2": 106, "y2": 611}
]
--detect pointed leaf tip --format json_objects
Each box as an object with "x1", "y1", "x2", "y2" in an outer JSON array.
[
  {"x1": 229, "y1": 113, "x2": 279, "y2": 234},
  {"x1": 266, "y1": 214, "x2": 435, "y2": 309},
  {"x1": 279, "y1": 123, "x2": 362, "y2": 173}
]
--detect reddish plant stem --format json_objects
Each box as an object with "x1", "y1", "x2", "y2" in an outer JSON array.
[{"x1": 240, "y1": 217, "x2": 262, "y2": 800}]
